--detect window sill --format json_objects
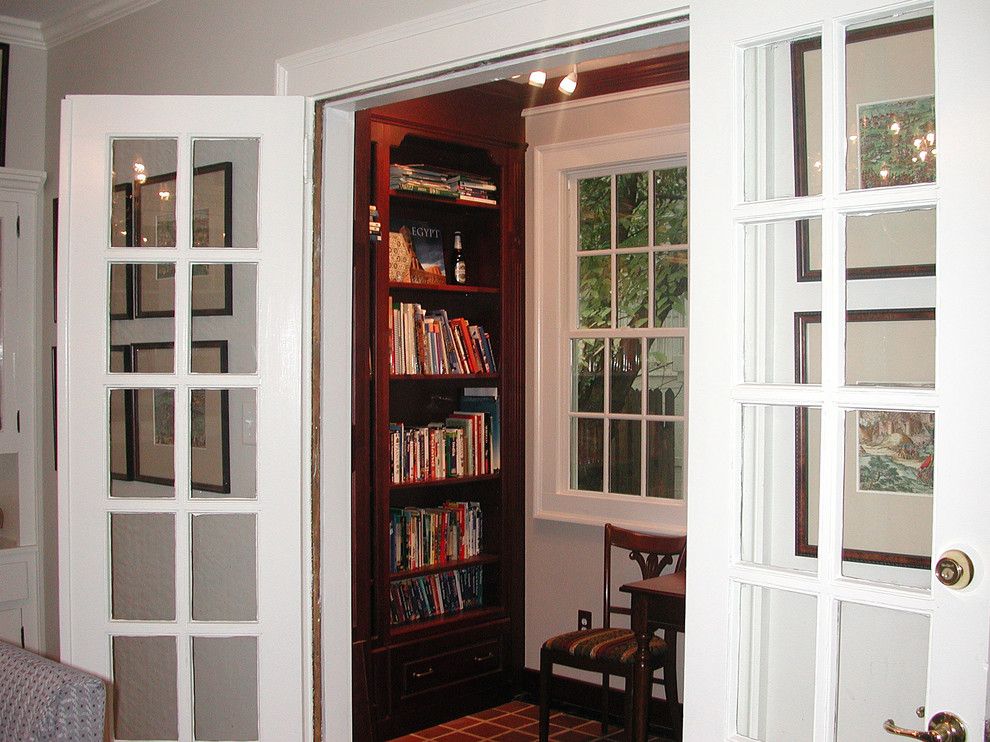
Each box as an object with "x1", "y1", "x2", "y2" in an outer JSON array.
[{"x1": 534, "y1": 489, "x2": 686, "y2": 534}]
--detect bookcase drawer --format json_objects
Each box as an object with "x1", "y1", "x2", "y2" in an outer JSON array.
[{"x1": 399, "y1": 635, "x2": 504, "y2": 698}]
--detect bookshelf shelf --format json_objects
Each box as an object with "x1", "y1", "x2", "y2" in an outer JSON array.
[
  {"x1": 353, "y1": 93, "x2": 525, "y2": 738},
  {"x1": 390, "y1": 553, "x2": 500, "y2": 581},
  {"x1": 388, "y1": 281, "x2": 500, "y2": 295},
  {"x1": 389, "y1": 373, "x2": 499, "y2": 382},
  {"x1": 390, "y1": 189, "x2": 500, "y2": 210},
  {"x1": 388, "y1": 473, "x2": 500, "y2": 491},
  {"x1": 389, "y1": 607, "x2": 506, "y2": 639}
]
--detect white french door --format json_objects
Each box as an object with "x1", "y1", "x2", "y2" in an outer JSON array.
[
  {"x1": 57, "y1": 96, "x2": 309, "y2": 741},
  {"x1": 685, "y1": 1, "x2": 989, "y2": 740}
]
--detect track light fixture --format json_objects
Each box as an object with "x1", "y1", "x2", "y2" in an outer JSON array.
[
  {"x1": 558, "y1": 65, "x2": 577, "y2": 95},
  {"x1": 528, "y1": 70, "x2": 547, "y2": 88}
]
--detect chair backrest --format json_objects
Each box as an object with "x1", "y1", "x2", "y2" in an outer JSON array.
[{"x1": 602, "y1": 523, "x2": 686, "y2": 629}]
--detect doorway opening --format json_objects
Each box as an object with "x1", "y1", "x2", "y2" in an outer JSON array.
[{"x1": 310, "y1": 20, "x2": 691, "y2": 741}]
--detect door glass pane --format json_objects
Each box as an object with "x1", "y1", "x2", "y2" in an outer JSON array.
[
  {"x1": 653, "y1": 167, "x2": 688, "y2": 245},
  {"x1": 741, "y1": 405, "x2": 820, "y2": 573},
  {"x1": 647, "y1": 337, "x2": 684, "y2": 416},
  {"x1": 578, "y1": 175, "x2": 610, "y2": 251},
  {"x1": 842, "y1": 409, "x2": 933, "y2": 587},
  {"x1": 192, "y1": 139, "x2": 259, "y2": 249},
  {"x1": 570, "y1": 417, "x2": 603, "y2": 492},
  {"x1": 109, "y1": 389, "x2": 134, "y2": 492},
  {"x1": 836, "y1": 603, "x2": 929, "y2": 738},
  {"x1": 193, "y1": 636, "x2": 258, "y2": 741},
  {"x1": 744, "y1": 219, "x2": 823, "y2": 383},
  {"x1": 845, "y1": 16, "x2": 935, "y2": 191},
  {"x1": 129, "y1": 388, "x2": 175, "y2": 498},
  {"x1": 846, "y1": 208, "x2": 935, "y2": 278},
  {"x1": 191, "y1": 513, "x2": 257, "y2": 621},
  {"x1": 845, "y1": 209, "x2": 935, "y2": 387},
  {"x1": 616, "y1": 252, "x2": 648, "y2": 327},
  {"x1": 744, "y1": 35, "x2": 822, "y2": 201},
  {"x1": 647, "y1": 420, "x2": 684, "y2": 499},
  {"x1": 610, "y1": 338, "x2": 642, "y2": 414},
  {"x1": 654, "y1": 250, "x2": 688, "y2": 328},
  {"x1": 112, "y1": 635, "x2": 178, "y2": 740},
  {"x1": 615, "y1": 171, "x2": 648, "y2": 248},
  {"x1": 111, "y1": 513, "x2": 175, "y2": 620},
  {"x1": 110, "y1": 388, "x2": 174, "y2": 498},
  {"x1": 109, "y1": 263, "x2": 176, "y2": 360},
  {"x1": 609, "y1": 419, "x2": 641, "y2": 496},
  {"x1": 571, "y1": 339, "x2": 604, "y2": 413},
  {"x1": 191, "y1": 388, "x2": 254, "y2": 499},
  {"x1": 111, "y1": 139, "x2": 177, "y2": 248},
  {"x1": 191, "y1": 264, "x2": 257, "y2": 373},
  {"x1": 735, "y1": 586, "x2": 816, "y2": 740},
  {"x1": 577, "y1": 255, "x2": 611, "y2": 329}
]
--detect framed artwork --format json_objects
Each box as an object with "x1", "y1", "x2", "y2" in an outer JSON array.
[
  {"x1": 0, "y1": 43, "x2": 8, "y2": 167},
  {"x1": 109, "y1": 346, "x2": 134, "y2": 481},
  {"x1": 131, "y1": 341, "x2": 230, "y2": 494},
  {"x1": 794, "y1": 308, "x2": 935, "y2": 569},
  {"x1": 133, "y1": 161, "x2": 233, "y2": 318},
  {"x1": 790, "y1": 17, "x2": 936, "y2": 282}
]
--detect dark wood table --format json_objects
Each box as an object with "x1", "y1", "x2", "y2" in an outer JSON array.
[{"x1": 620, "y1": 571, "x2": 687, "y2": 742}]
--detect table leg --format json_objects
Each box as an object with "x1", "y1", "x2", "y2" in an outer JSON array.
[{"x1": 629, "y1": 592, "x2": 650, "y2": 742}]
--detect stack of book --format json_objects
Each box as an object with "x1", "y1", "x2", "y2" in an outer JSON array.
[
  {"x1": 390, "y1": 164, "x2": 459, "y2": 199},
  {"x1": 390, "y1": 302, "x2": 496, "y2": 375},
  {"x1": 389, "y1": 564, "x2": 484, "y2": 625},
  {"x1": 389, "y1": 501, "x2": 482, "y2": 572},
  {"x1": 369, "y1": 204, "x2": 381, "y2": 242},
  {"x1": 390, "y1": 163, "x2": 498, "y2": 205},
  {"x1": 389, "y1": 393, "x2": 500, "y2": 483}
]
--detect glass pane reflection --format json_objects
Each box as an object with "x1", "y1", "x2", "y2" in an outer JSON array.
[
  {"x1": 111, "y1": 139, "x2": 177, "y2": 248},
  {"x1": 845, "y1": 16, "x2": 935, "y2": 190}
]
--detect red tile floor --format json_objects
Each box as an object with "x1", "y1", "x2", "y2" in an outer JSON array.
[{"x1": 388, "y1": 700, "x2": 664, "y2": 741}]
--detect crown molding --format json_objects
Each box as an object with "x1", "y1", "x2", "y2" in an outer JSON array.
[
  {"x1": 0, "y1": 15, "x2": 45, "y2": 50},
  {"x1": 275, "y1": 0, "x2": 540, "y2": 95},
  {"x1": 45, "y1": 0, "x2": 164, "y2": 48}
]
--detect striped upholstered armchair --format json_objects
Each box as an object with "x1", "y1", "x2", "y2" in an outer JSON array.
[
  {"x1": 0, "y1": 641, "x2": 106, "y2": 741},
  {"x1": 538, "y1": 524, "x2": 686, "y2": 741}
]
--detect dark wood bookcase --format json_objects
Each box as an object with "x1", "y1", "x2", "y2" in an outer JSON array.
[{"x1": 351, "y1": 86, "x2": 526, "y2": 739}]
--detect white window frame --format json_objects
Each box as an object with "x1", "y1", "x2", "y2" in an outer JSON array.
[{"x1": 530, "y1": 122, "x2": 689, "y2": 531}]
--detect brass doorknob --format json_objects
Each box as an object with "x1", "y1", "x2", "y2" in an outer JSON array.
[
  {"x1": 883, "y1": 711, "x2": 966, "y2": 741},
  {"x1": 935, "y1": 550, "x2": 974, "y2": 590}
]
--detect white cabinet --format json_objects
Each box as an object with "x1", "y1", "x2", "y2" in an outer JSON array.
[{"x1": 0, "y1": 167, "x2": 46, "y2": 651}]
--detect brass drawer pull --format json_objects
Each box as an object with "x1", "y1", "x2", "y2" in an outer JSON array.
[
  {"x1": 473, "y1": 652, "x2": 495, "y2": 663},
  {"x1": 411, "y1": 667, "x2": 434, "y2": 679}
]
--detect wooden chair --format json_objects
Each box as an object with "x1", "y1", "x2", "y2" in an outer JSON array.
[{"x1": 538, "y1": 524, "x2": 686, "y2": 741}]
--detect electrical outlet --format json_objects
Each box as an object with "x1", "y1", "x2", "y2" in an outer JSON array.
[{"x1": 577, "y1": 609, "x2": 592, "y2": 631}]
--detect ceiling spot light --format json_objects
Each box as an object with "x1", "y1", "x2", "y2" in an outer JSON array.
[
  {"x1": 528, "y1": 70, "x2": 546, "y2": 88},
  {"x1": 558, "y1": 66, "x2": 577, "y2": 95}
]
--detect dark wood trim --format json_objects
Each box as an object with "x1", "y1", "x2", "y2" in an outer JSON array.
[
  {"x1": 514, "y1": 51, "x2": 689, "y2": 108},
  {"x1": 793, "y1": 308, "x2": 935, "y2": 570},
  {"x1": 0, "y1": 43, "x2": 9, "y2": 167},
  {"x1": 519, "y1": 668, "x2": 678, "y2": 736}
]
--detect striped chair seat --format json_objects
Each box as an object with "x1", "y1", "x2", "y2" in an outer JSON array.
[{"x1": 543, "y1": 628, "x2": 666, "y2": 665}]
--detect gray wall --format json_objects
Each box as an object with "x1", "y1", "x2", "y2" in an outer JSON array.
[{"x1": 4, "y1": 42, "x2": 47, "y2": 170}]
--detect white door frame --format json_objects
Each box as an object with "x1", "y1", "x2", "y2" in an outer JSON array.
[{"x1": 279, "y1": 3, "x2": 691, "y2": 740}]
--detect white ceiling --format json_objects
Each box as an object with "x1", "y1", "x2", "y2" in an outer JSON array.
[{"x1": 0, "y1": 0, "x2": 80, "y2": 25}]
